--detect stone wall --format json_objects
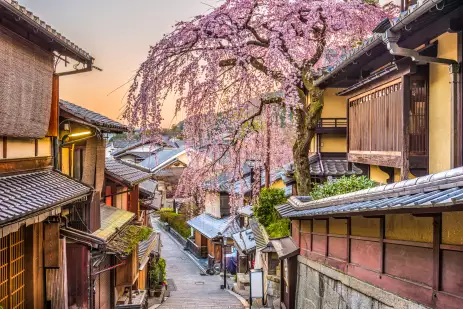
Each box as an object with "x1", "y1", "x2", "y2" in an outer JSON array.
[{"x1": 296, "y1": 256, "x2": 427, "y2": 309}]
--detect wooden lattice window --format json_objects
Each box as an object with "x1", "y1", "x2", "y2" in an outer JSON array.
[{"x1": 0, "y1": 228, "x2": 25, "y2": 309}]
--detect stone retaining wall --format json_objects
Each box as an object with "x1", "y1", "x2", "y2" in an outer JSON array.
[{"x1": 296, "y1": 256, "x2": 427, "y2": 309}]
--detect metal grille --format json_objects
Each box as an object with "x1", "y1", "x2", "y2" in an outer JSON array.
[{"x1": 0, "y1": 228, "x2": 25, "y2": 309}]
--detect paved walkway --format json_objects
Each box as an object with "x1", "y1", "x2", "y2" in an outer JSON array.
[{"x1": 155, "y1": 222, "x2": 245, "y2": 309}]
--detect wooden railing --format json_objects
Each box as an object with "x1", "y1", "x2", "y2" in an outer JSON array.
[
  {"x1": 186, "y1": 238, "x2": 208, "y2": 258},
  {"x1": 316, "y1": 118, "x2": 347, "y2": 134}
]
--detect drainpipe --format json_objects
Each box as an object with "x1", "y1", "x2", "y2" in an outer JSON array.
[{"x1": 383, "y1": 29, "x2": 461, "y2": 168}]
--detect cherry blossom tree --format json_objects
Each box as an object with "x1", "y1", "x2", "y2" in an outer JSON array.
[{"x1": 125, "y1": 0, "x2": 391, "y2": 195}]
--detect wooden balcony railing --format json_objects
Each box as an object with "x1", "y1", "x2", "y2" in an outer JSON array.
[
  {"x1": 316, "y1": 118, "x2": 347, "y2": 134},
  {"x1": 186, "y1": 238, "x2": 208, "y2": 258}
]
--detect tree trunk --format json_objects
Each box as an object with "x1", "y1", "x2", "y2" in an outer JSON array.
[{"x1": 293, "y1": 84, "x2": 324, "y2": 196}]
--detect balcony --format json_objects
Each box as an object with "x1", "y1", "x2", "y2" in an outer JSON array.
[
  {"x1": 347, "y1": 76, "x2": 428, "y2": 172},
  {"x1": 315, "y1": 118, "x2": 347, "y2": 134}
]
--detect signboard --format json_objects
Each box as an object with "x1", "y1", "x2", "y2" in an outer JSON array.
[{"x1": 250, "y1": 269, "x2": 264, "y2": 299}]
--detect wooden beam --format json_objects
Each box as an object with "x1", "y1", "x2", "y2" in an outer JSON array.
[
  {"x1": 0, "y1": 156, "x2": 52, "y2": 174},
  {"x1": 348, "y1": 152, "x2": 402, "y2": 169},
  {"x1": 401, "y1": 75, "x2": 410, "y2": 180}
]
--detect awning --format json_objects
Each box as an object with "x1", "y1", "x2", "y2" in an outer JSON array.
[
  {"x1": 105, "y1": 159, "x2": 152, "y2": 187},
  {"x1": 277, "y1": 167, "x2": 463, "y2": 219},
  {"x1": 93, "y1": 205, "x2": 135, "y2": 241},
  {"x1": 238, "y1": 205, "x2": 253, "y2": 217},
  {"x1": 270, "y1": 237, "x2": 299, "y2": 260},
  {"x1": 249, "y1": 219, "x2": 269, "y2": 251},
  {"x1": 138, "y1": 231, "x2": 160, "y2": 270},
  {"x1": 232, "y1": 229, "x2": 256, "y2": 254},
  {"x1": 0, "y1": 169, "x2": 91, "y2": 235},
  {"x1": 107, "y1": 224, "x2": 151, "y2": 257}
]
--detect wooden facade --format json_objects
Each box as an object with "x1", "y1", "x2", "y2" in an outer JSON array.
[
  {"x1": 291, "y1": 211, "x2": 463, "y2": 308},
  {"x1": 346, "y1": 65, "x2": 429, "y2": 178}
]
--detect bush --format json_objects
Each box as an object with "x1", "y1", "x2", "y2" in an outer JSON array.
[
  {"x1": 254, "y1": 188, "x2": 289, "y2": 238},
  {"x1": 254, "y1": 188, "x2": 287, "y2": 228},
  {"x1": 311, "y1": 175, "x2": 377, "y2": 200},
  {"x1": 159, "y1": 210, "x2": 190, "y2": 238},
  {"x1": 267, "y1": 218, "x2": 290, "y2": 238}
]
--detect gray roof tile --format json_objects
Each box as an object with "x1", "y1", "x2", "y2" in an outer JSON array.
[
  {"x1": 277, "y1": 167, "x2": 463, "y2": 218},
  {"x1": 0, "y1": 0, "x2": 93, "y2": 62},
  {"x1": 187, "y1": 214, "x2": 241, "y2": 239},
  {"x1": 0, "y1": 169, "x2": 91, "y2": 226},
  {"x1": 60, "y1": 100, "x2": 127, "y2": 132},
  {"x1": 105, "y1": 159, "x2": 152, "y2": 186}
]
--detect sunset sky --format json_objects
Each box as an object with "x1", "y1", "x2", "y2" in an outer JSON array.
[{"x1": 21, "y1": 0, "x2": 216, "y2": 128}]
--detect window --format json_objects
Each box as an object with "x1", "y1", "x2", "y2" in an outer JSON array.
[
  {"x1": 220, "y1": 193, "x2": 230, "y2": 217},
  {"x1": 73, "y1": 147, "x2": 84, "y2": 181},
  {"x1": 0, "y1": 228, "x2": 25, "y2": 309}
]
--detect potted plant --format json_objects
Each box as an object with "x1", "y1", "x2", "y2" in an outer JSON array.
[{"x1": 149, "y1": 260, "x2": 160, "y2": 297}]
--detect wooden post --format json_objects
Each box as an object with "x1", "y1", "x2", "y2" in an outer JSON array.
[
  {"x1": 379, "y1": 216, "x2": 385, "y2": 274},
  {"x1": 433, "y1": 215, "x2": 442, "y2": 294},
  {"x1": 401, "y1": 76, "x2": 411, "y2": 180},
  {"x1": 310, "y1": 219, "x2": 313, "y2": 252},
  {"x1": 325, "y1": 219, "x2": 329, "y2": 257},
  {"x1": 346, "y1": 217, "x2": 351, "y2": 263}
]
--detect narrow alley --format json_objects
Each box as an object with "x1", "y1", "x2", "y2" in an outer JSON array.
[{"x1": 154, "y1": 220, "x2": 245, "y2": 309}]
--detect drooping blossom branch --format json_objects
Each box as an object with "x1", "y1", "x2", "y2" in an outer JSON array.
[{"x1": 125, "y1": 0, "x2": 392, "y2": 198}]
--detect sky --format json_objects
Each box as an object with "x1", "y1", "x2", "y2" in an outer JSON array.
[{"x1": 21, "y1": 0, "x2": 217, "y2": 128}]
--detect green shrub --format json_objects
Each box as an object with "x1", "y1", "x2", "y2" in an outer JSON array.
[
  {"x1": 254, "y1": 188, "x2": 289, "y2": 238},
  {"x1": 254, "y1": 188, "x2": 287, "y2": 228},
  {"x1": 159, "y1": 210, "x2": 190, "y2": 238},
  {"x1": 311, "y1": 175, "x2": 377, "y2": 200},
  {"x1": 267, "y1": 218, "x2": 290, "y2": 238}
]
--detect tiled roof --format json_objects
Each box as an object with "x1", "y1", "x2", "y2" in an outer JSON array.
[
  {"x1": 105, "y1": 158, "x2": 152, "y2": 186},
  {"x1": 270, "y1": 237, "x2": 299, "y2": 260},
  {"x1": 60, "y1": 100, "x2": 127, "y2": 132},
  {"x1": 112, "y1": 136, "x2": 177, "y2": 157},
  {"x1": 138, "y1": 231, "x2": 160, "y2": 270},
  {"x1": 139, "y1": 147, "x2": 186, "y2": 172},
  {"x1": 277, "y1": 167, "x2": 463, "y2": 218},
  {"x1": 92, "y1": 205, "x2": 134, "y2": 240},
  {"x1": 282, "y1": 154, "x2": 363, "y2": 184},
  {"x1": 238, "y1": 205, "x2": 253, "y2": 217},
  {"x1": 0, "y1": 169, "x2": 91, "y2": 226},
  {"x1": 187, "y1": 213, "x2": 241, "y2": 239},
  {"x1": 106, "y1": 224, "x2": 148, "y2": 256},
  {"x1": 0, "y1": 0, "x2": 93, "y2": 62},
  {"x1": 249, "y1": 219, "x2": 269, "y2": 251},
  {"x1": 314, "y1": 0, "x2": 456, "y2": 87},
  {"x1": 139, "y1": 179, "x2": 158, "y2": 197},
  {"x1": 232, "y1": 229, "x2": 256, "y2": 254}
]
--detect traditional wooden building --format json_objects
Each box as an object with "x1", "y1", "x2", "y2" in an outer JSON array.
[
  {"x1": 0, "y1": 0, "x2": 97, "y2": 308},
  {"x1": 103, "y1": 158, "x2": 158, "y2": 306},
  {"x1": 315, "y1": 0, "x2": 463, "y2": 183},
  {"x1": 275, "y1": 1, "x2": 463, "y2": 308}
]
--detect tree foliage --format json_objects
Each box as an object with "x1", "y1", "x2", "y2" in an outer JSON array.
[
  {"x1": 125, "y1": 0, "x2": 391, "y2": 196},
  {"x1": 254, "y1": 188, "x2": 290, "y2": 238},
  {"x1": 311, "y1": 175, "x2": 377, "y2": 200},
  {"x1": 254, "y1": 188, "x2": 287, "y2": 227}
]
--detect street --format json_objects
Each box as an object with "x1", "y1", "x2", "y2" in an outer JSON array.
[{"x1": 155, "y1": 223, "x2": 245, "y2": 309}]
